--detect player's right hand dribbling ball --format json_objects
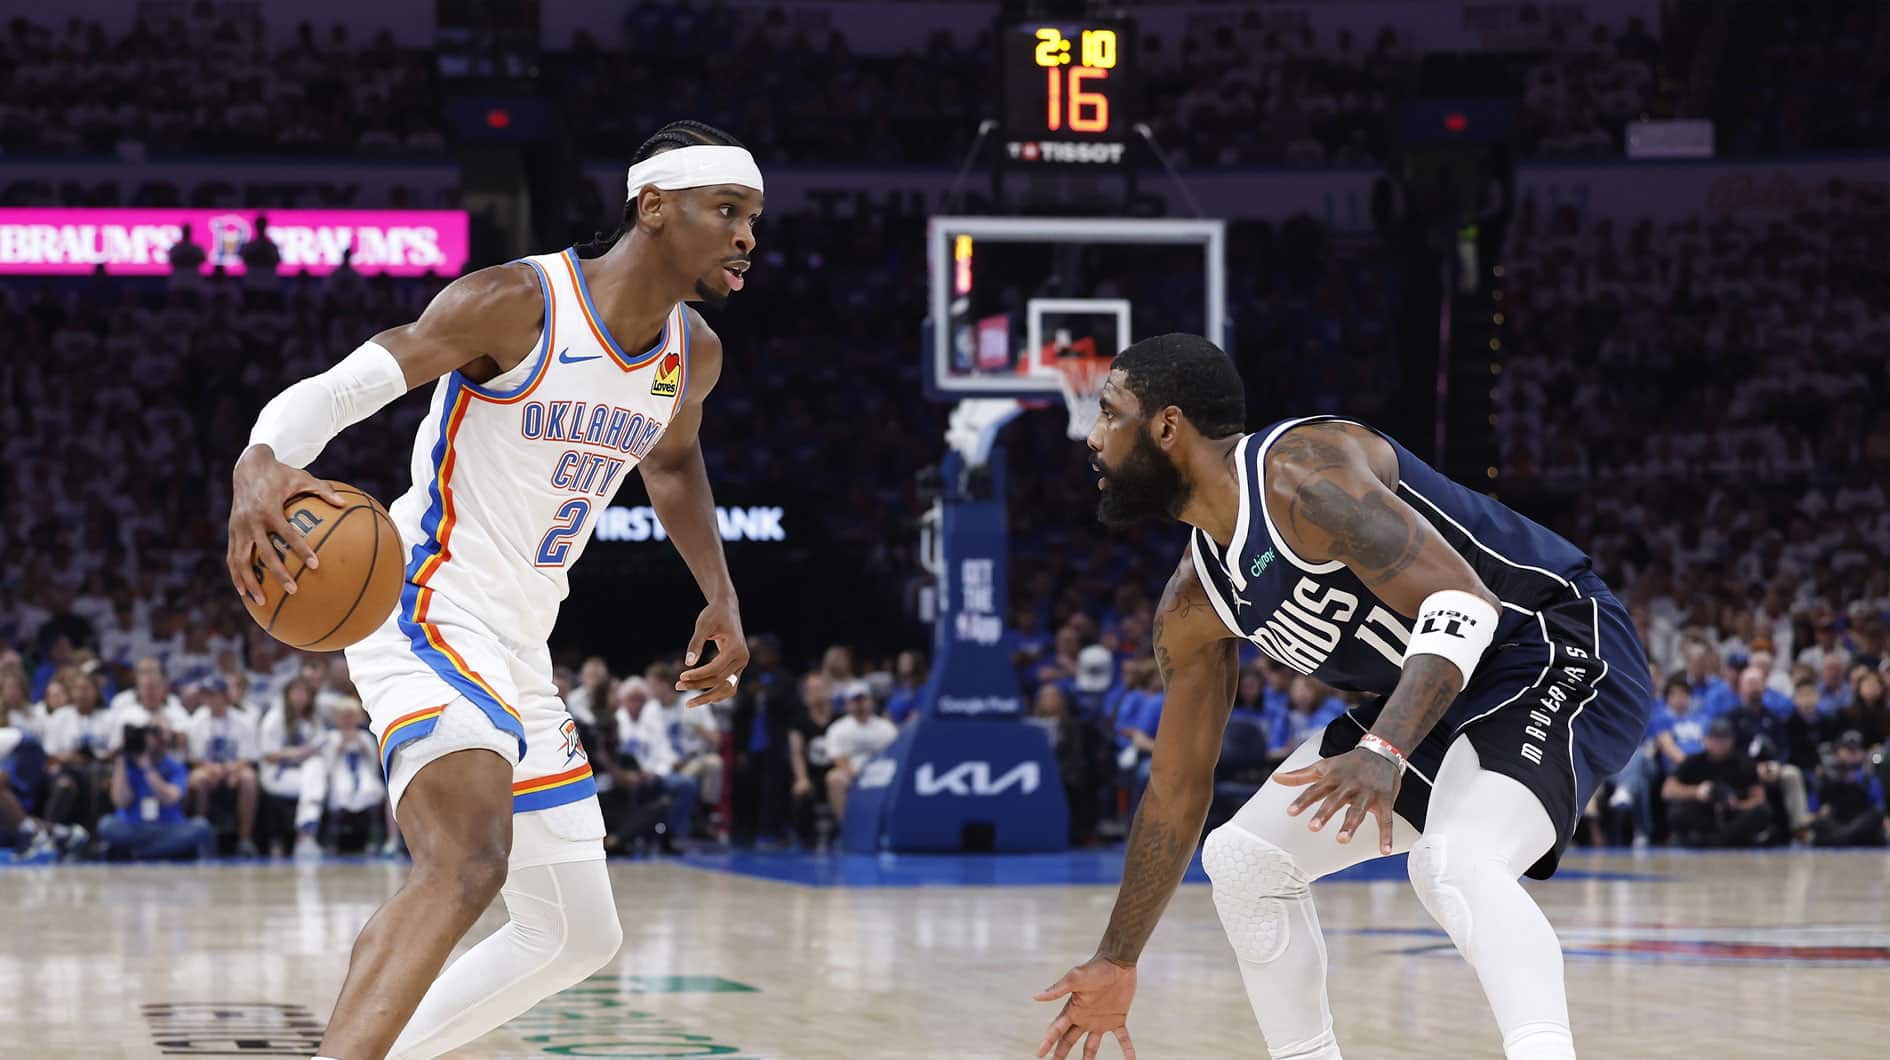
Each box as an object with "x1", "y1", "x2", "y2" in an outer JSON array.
[{"x1": 242, "y1": 482, "x2": 405, "y2": 651}]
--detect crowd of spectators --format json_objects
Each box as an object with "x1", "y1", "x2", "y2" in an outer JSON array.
[
  {"x1": 0, "y1": 183, "x2": 1408, "y2": 862},
  {"x1": 3, "y1": 167, "x2": 1884, "y2": 861},
  {"x1": 4, "y1": 3, "x2": 1877, "y2": 173},
  {"x1": 0, "y1": 645, "x2": 399, "y2": 863},
  {"x1": 1497, "y1": 179, "x2": 1890, "y2": 621},
  {"x1": 552, "y1": 5, "x2": 1672, "y2": 169},
  {"x1": 1496, "y1": 174, "x2": 1890, "y2": 849},
  {"x1": 1479, "y1": 1, "x2": 1890, "y2": 158},
  {"x1": 1519, "y1": 17, "x2": 1663, "y2": 157},
  {"x1": 1697, "y1": 0, "x2": 1890, "y2": 156},
  {"x1": 1603, "y1": 643, "x2": 1889, "y2": 849},
  {"x1": 1, "y1": 1, "x2": 1880, "y2": 174},
  {"x1": 554, "y1": 7, "x2": 986, "y2": 168},
  {"x1": 0, "y1": 9, "x2": 443, "y2": 157},
  {"x1": 1137, "y1": 20, "x2": 1409, "y2": 168},
  {"x1": 11, "y1": 3, "x2": 1872, "y2": 169}
]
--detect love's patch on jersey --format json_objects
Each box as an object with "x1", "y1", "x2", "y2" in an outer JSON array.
[{"x1": 650, "y1": 350, "x2": 682, "y2": 398}]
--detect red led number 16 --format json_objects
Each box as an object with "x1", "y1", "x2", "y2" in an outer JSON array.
[
  {"x1": 1047, "y1": 67, "x2": 1108, "y2": 132},
  {"x1": 1035, "y1": 27, "x2": 1116, "y2": 133}
]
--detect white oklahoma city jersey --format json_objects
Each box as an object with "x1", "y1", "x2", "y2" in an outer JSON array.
[
  {"x1": 388, "y1": 247, "x2": 689, "y2": 651},
  {"x1": 347, "y1": 248, "x2": 687, "y2": 816}
]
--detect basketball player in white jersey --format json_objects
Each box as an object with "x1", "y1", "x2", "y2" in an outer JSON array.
[{"x1": 226, "y1": 120, "x2": 760, "y2": 1060}]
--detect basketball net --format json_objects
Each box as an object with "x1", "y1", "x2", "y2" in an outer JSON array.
[{"x1": 1054, "y1": 356, "x2": 1112, "y2": 442}]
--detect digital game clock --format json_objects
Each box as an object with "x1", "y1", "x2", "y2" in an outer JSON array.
[{"x1": 1000, "y1": 21, "x2": 1136, "y2": 167}]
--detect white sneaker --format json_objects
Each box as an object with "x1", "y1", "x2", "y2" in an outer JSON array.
[
  {"x1": 293, "y1": 834, "x2": 323, "y2": 862},
  {"x1": 1607, "y1": 789, "x2": 1632, "y2": 811}
]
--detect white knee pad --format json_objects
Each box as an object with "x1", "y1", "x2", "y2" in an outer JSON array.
[
  {"x1": 518, "y1": 858, "x2": 622, "y2": 980},
  {"x1": 1407, "y1": 834, "x2": 1473, "y2": 952},
  {"x1": 386, "y1": 858, "x2": 621, "y2": 1060},
  {"x1": 1202, "y1": 825, "x2": 1313, "y2": 964}
]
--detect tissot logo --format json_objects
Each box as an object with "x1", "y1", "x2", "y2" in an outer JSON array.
[{"x1": 914, "y1": 761, "x2": 1041, "y2": 797}]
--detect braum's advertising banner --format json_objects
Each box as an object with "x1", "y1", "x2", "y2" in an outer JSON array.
[{"x1": 0, "y1": 207, "x2": 469, "y2": 277}]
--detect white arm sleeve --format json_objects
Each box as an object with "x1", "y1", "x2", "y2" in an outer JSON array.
[{"x1": 246, "y1": 340, "x2": 408, "y2": 468}]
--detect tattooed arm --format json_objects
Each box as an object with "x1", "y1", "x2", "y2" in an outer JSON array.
[
  {"x1": 1264, "y1": 421, "x2": 1495, "y2": 609},
  {"x1": 1036, "y1": 547, "x2": 1235, "y2": 1060},
  {"x1": 1098, "y1": 548, "x2": 1239, "y2": 964},
  {"x1": 1264, "y1": 421, "x2": 1501, "y2": 849}
]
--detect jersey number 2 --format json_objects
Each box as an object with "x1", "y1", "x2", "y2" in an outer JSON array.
[{"x1": 535, "y1": 499, "x2": 590, "y2": 566}]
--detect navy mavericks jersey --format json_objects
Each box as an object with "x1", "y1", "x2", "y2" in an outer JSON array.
[{"x1": 1190, "y1": 416, "x2": 1592, "y2": 695}]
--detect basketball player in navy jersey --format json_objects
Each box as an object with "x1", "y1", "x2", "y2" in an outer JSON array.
[{"x1": 1037, "y1": 334, "x2": 1652, "y2": 1060}]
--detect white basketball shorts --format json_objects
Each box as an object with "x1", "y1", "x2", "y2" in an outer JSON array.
[{"x1": 345, "y1": 589, "x2": 603, "y2": 868}]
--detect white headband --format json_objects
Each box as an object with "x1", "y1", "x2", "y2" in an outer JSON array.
[{"x1": 625, "y1": 145, "x2": 764, "y2": 202}]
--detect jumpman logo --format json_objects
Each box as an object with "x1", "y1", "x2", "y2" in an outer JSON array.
[{"x1": 557, "y1": 347, "x2": 602, "y2": 364}]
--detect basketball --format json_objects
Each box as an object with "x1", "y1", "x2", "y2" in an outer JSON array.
[{"x1": 241, "y1": 482, "x2": 404, "y2": 652}]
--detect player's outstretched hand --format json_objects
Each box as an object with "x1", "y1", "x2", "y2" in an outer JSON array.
[
  {"x1": 1275, "y1": 747, "x2": 1401, "y2": 854},
  {"x1": 1035, "y1": 957, "x2": 1138, "y2": 1060},
  {"x1": 227, "y1": 445, "x2": 348, "y2": 607},
  {"x1": 675, "y1": 598, "x2": 748, "y2": 707}
]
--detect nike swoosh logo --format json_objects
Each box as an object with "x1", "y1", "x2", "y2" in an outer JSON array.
[{"x1": 557, "y1": 348, "x2": 602, "y2": 364}]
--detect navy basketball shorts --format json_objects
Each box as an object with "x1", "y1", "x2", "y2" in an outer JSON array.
[{"x1": 1321, "y1": 570, "x2": 1653, "y2": 879}]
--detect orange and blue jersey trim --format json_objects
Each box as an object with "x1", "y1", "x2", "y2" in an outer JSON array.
[
  {"x1": 669, "y1": 303, "x2": 691, "y2": 420},
  {"x1": 563, "y1": 247, "x2": 670, "y2": 371},
  {"x1": 511, "y1": 762, "x2": 598, "y2": 813},
  {"x1": 395, "y1": 376, "x2": 528, "y2": 758},
  {"x1": 458, "y1": 256, "x2": 556, "y2": 403},
  {"x1": 379, "y1": 704, "x2": 447, "y2": 774}
]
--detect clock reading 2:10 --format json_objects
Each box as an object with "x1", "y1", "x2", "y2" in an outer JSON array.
[{"x1": 1033, "y1": 27, "x2": 1117, "y2": 133}]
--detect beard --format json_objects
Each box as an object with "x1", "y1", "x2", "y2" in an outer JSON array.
[
  {"x1": 1095, "y1": 429, "x2": 1189, "y2": 528},
  {"x1": 693, "y1": 277, "x2": 729, "y2": 310}
]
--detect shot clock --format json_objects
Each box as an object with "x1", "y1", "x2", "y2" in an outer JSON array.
[{"x1": 1000, "y1": 20, "x2": 1136, "y2": 167}]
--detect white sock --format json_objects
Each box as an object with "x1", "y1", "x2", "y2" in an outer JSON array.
[
  {"x1": 1411, "y1": 740, "x2": 1575, "y2": 1060},
  {"x1": 385, "y1": 857, "x2": 621, "y2": 1060},
  {"x1": 1504, "y1": 1020, "x2": 1578, "y2": 1060}
]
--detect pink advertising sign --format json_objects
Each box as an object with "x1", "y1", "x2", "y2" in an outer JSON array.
[{"x1": 0, "y1": 208, "x2": 469, "y2": 276}]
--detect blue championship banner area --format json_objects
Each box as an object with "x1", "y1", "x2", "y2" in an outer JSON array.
[
  {"x1": 842, "y1": 449, "x2": 1068, "y2": 852},
  {"x1": 841, "y1": 718, "x2": 1068, "y2": 853}
]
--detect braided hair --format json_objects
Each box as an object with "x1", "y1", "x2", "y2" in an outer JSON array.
[{"x1": 574, "y1": 120, "x2": 747, "y2": 258}]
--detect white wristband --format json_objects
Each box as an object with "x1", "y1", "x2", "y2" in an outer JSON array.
[
  {"x1": 247, "y1": 340, "x2": 407, "y2": 468},
  {"x1": 1403, "y1": 589, "x2": 1499, "y2": 688}
]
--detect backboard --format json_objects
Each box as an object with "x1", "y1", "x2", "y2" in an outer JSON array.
[{"x1": 923, "y1": 216, "x2": 1227, "y2": 402}]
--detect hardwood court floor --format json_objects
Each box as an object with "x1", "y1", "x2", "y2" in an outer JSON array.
[{"x1": 4, "y1": 848, "x2": 1887, "y2": 1058}]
